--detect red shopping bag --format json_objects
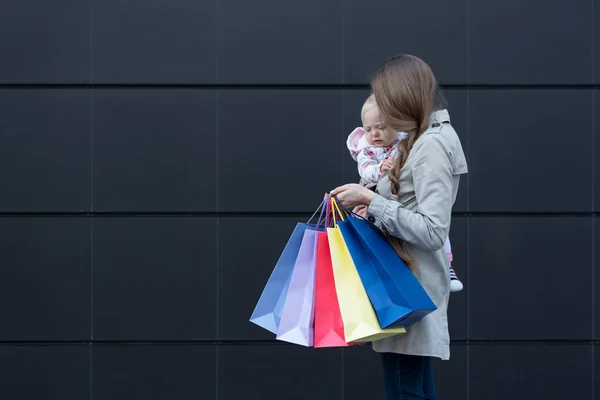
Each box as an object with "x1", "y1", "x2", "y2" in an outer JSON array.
[{"x1": 314, "y1": 230, "x2": 356, "y2": 348}]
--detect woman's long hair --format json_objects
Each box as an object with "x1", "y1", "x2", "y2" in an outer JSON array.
[{"x1": 370, "y1": 54, "x2": 445, "y2": 271}]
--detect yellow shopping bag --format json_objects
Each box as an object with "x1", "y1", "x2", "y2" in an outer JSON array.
[{"x1": 327, "y1": 199, "x2": 405, "y2": 343}]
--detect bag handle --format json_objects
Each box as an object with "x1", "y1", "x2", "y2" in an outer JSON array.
[
  {"x1": 315, "y1": 198, "x2": 328, "y2": 226},
  {"x1": 307, "y1": 195, "x2": 369, "y2": 228},
  {"x1": 331, "y1": 195, "x2": 369, "y2": 222},
  {"x1": 308, "y1": 198, "x2": 335, "y2": 228},
  {"x1": 307, "y1": 199, "x2": 326, "y2": 225},
  {"x1": 325, "y1": 197, "x2": 331, "y2": 227},
  {"x1": 330, "y1": 197, "x2": 347, "y2": 227}
]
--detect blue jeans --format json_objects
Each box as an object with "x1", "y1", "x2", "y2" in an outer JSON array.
[{"x1": 381, "y1": 353, "x2": 437, "y2": 400}]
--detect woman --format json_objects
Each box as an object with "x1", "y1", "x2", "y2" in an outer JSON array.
[{"x1": 330, "y1": 54, "x2": 468, "y2": 399}]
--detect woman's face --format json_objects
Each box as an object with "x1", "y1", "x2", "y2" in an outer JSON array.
[{"x1": 362, "y1": 106, "x2": 397, "y2": 147}]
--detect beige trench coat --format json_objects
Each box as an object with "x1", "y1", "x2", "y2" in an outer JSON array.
[{"x1": 365, "y1": 109, "x2": 468, "y2": 360}]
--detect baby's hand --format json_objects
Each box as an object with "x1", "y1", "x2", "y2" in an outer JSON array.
[
  {"x1": 353, "y1": 205, "x2": 368, "y2": 217},
  {"x1": 380, "y1": 157, "x2": 395, "y2": 172},
  {"x1": 390, "y1": 194, "x2": 399, "y2": 201}
]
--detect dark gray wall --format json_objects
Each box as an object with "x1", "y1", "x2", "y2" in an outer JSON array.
[{"x1": 0, "y1": 0, "x2": 597, "y2": 399}]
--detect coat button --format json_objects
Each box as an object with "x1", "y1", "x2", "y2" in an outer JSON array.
[
  {"x1": 368, "y1": 216, "x2": 376, "y2": 222},
  {"x1": 431, "y1": 122, "x2": 440, "y2": 128}
]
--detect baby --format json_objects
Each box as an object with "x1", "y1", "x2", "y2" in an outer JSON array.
[
  {"x1": 347, "y1": 95, "x2": 405, "y2": 190},
  {"x1": 346, "y1": 94, "x2": 463, "y2": 292}
]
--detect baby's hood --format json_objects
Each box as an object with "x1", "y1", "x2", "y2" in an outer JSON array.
[
  {"x1": 347, "y1": 128, "x2": 408, "y2": 161},
  {"x1": 346, "y1": 127, "x2": 371, "y2": 161}
]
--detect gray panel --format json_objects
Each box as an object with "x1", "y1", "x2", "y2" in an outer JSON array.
[
  {"x1": 596, "y1": 218, "x2": 600, "y2": 339},
  {"x1": 93, "y1": 345, "x2": 216, "y2": 400},
  {"x1": 469, "y1": 90, "x2": 593, "y2": 212},
  {"x1": 447, "y1": 217, "x2": 467, "y2": 340},
  {"x1": 469, "y1": 0, "x2": 593, "y2": 84},
  {"x1": 0, "y1": 1, "x2": 89, "y2": 83},
  {"x1": 596, "y1": 3, "x2": 600, "y2": 83},
  {"x1": 343, "y1": 346, "x2": 383, "y2": 400},
  {"x1": 91, "y1": 0, "x2": 216, "y2": 83},
  {"x1": 92, "y1": 90, "x2": 217, "y2": 211},
  {"x1": 469, "y1": 217, "x2": 593, "y2": 340},
  {"x1": 0, "y1": 345, "x2": 90, "y2": 400},
  {"x1": 218, "y1": 0, "x2": 341, "y2": 84},
  {"x1": 433, "y1": 345, "x2": 467, "y2": 400},
  {"x1": 596, "y1": 346, "x2": 600, "y2": 397},
  {"x1": 470, "y1": 345, "x2": 593, "y2": 400},
  {"x1": 219, "y1": 345, "x2": 341, "y2": 400},
  {"x1": 343, "y1": 0, "x2": 466, "y2": 84},
  {"x1": 93, "y1": 218, "x2": 217, "y2": 340},
  {"x1": 0, "y1": 90, "x2": 91, "y2": 212},
  {"x1": 218, "y1": 90, "x2": 342, "y2": 212},
  {"x1": 219, "y1": 217, "x2": 302, "y2": 340},
  {"x1": 0, "y1": 218, "x2": 90, "y2": 340},
  {"x1": 595, "y1": 90, "x2": 600, "y2": 211}
]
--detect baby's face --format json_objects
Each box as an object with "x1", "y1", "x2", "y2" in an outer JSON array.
[{"x1": 362, "y1": 106, "x2": 397, "y2": 147}]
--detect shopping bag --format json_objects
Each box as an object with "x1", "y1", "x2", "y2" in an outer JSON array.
[
  {"x1": 314, "y1": 230, "x2": 354, "y2": 348},
  {"x1": 250, "y1": 200, "x2": 327, "y2": 336},
  {"x1": 338, "y1": 218, "x2": 408, "y2": 329},
  {"x1": 327, "y1": 201, "x2": 405, "y2": 343},
  {"x1": 344, "y1": 208, "x2": 437, "y2": 328},
  {"x1": 249, "y1": 222, "x2": 311, "y2": 334},
  {"x1": 276, "y1": 228, "x2": 319, "y2": 346}
]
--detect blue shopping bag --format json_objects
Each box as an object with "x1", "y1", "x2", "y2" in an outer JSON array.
[
  {"x1": 343, "y1": 214, "x2": 437, "y2": 328},
  {"x1": 250, "y1": 201, "x2": 326, "y2": 334},
  {"x1": 329, "y1": 197, "x2": 436, "y2": 329},
  {"x1": 249, "y1": 222, "x2": 311, "y2": 333}
]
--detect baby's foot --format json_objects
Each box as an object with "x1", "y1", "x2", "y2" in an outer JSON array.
[{"x1": 449, "y1": 265, "x2": 463, "y2": 292}]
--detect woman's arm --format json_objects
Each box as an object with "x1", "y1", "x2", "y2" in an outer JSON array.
[{"x1": 366, "y1": 134, "x2": 453, "y2": 251}]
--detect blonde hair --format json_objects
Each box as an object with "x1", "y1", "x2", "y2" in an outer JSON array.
[
  {"x1": 360, "y1": 94, "x2": 377, "y2": 120},
  {"x1": 370, "y1": 54, "x2": 444, "y2": 270}
]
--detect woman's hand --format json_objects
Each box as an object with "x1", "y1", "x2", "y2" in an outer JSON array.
[{"x1": 330, "y1": 184, "x2": 374, "y2": 209}]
